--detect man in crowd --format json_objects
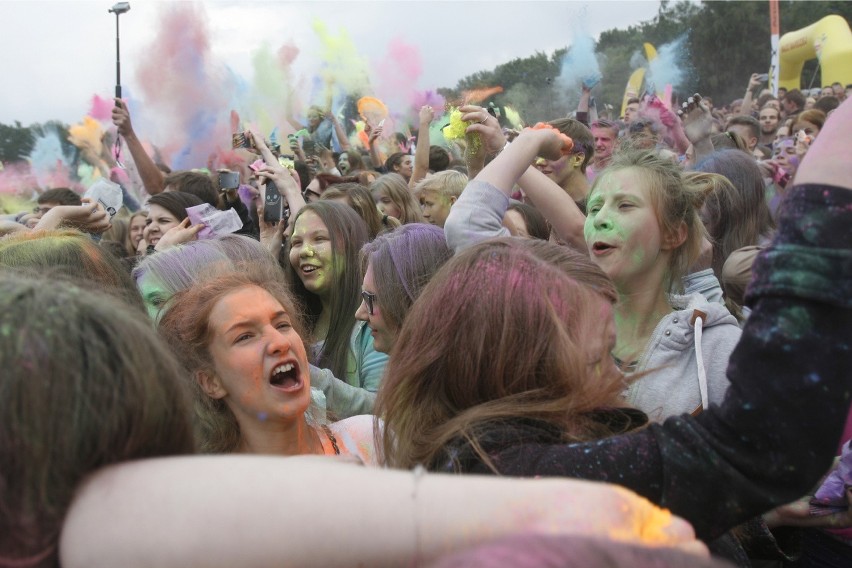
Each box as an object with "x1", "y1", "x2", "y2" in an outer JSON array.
[{"x1": 757, "y1": 105, "x2": 781, "y2": 147}]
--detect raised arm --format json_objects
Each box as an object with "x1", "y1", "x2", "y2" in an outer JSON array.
[
  {"x1": 112, "y1": 99, "x2": 166, "y2": 195},
  {"x1": 328, "y1": 111, "x2": 351, "y2": 153},
  {"x1": 739, "y1": 73, "x2": 764, "y2": 117},
  {"x1": 409, "y1": 105, "x2": 434, "y2": 189},
  {"x1": 444, "y1": 106, "x2": 585, "y2": 251},
  {"x1": 473, "y1": 97, "x2": 852, "y2": 540}
]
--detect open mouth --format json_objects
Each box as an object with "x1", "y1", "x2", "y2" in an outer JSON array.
[
  {"x1": 591, "y1": 242, "x2": 616, "y2": 255},
  {"x1": 269, "y1": 362, "x2": 302, "y2": 391},
  {"x1": 300, "y1": 265, "x2": 319, "y2": 275}
]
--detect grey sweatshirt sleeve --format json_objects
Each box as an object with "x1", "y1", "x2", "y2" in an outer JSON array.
[
  {"x1": 444, "y1": 179, "x2": 511, "y2": 254},
  {"x1": 310, "y1": 365, "x2": 376, "y2": 418}
]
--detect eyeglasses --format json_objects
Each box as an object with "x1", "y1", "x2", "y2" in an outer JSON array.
[{"x1": 361, "y1": 290, "x2": 377, "y2": 315}]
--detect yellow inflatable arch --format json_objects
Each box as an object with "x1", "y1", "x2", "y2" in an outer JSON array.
[
  {"x1": 620, "y1": 43, "x2": 657, "y2": 117},
  {"x1": 778, "y1": 15, "x2": 852, "y2": 91}
]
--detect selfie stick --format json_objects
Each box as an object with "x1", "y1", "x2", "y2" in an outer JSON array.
[{"x1": 108, "y1": 2, "x2": 131, "y2": 98}]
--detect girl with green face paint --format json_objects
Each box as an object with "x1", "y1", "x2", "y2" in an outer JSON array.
[
  {"x1": 584, "y1": 150, "x2": 742, "y2": 421},
  {"x1": 285, "y1": 201, "x2": 388, "y2": 392}
]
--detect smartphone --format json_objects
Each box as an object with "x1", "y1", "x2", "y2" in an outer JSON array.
[
  {"x1": 218, "y1": 170, "x2": 240, "y2": 191},
  {"x1": 757, "y1": 73, "x2": 769, "y2": 82},
  {"x1": 302, "y1": 139, "x2": 317, "y2": 157},
  {"x1": 232, "y1": 131, "x2": 255, "y2": 151},
  {"x1": 278, "y1": 155, "x2": 295, "y2": 169},
  {"x1": 263, "y1": 180, "x2": 283, "y2": 223}
]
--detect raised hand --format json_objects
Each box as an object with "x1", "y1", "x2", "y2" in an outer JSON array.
[
  {"x1": 153, "y1": 218, "x2": 204, "y2": 251},
  {"x1": 679, "y1": 94, "x2": 713, "y2": 146},
  {"x1": 460, "y1": 105, "x2": 505, "y2": 156},
  {"x1": 111, "y1": 99, "x2": 135, "y2": 138}
]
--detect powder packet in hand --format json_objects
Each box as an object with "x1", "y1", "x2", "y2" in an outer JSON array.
[{"x1": 185, "y1": 203, "x2": 243, "y2": 239}]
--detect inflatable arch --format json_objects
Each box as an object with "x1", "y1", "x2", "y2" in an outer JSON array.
[
  {"x1": 778, "y1": 15, "x2": 852, "y2": 92},
  {"x1": 621, "y1": 43, "x2": 657, "y2": 117}
]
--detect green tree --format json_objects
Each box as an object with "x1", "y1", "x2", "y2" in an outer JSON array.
[{"x1": 0, "y1": 121, "x2": 35, "y2": 163}]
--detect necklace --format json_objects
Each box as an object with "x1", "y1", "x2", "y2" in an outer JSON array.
[{"x1": 321, "y1": 424, "x2": 341, "y2": 455}]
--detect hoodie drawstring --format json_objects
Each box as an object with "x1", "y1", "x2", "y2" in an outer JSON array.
[{"x1": 691, "y1": 309, "x2": 709, "y2": 411}]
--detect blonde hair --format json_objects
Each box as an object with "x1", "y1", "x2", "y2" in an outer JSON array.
[
  {"x1": 414, "y1": 170, "x2": 467, "y2": 202},
  {"x1": 370, "y1": 173, "x2": 424, "y2": 225},
  {"x1": 595, "y1": 149, "x2": 719, "y2": 290}
]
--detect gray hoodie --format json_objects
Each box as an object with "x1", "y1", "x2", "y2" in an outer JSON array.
[{"x1": 625, "y1": 293, "x2": 741, "y2": 422}]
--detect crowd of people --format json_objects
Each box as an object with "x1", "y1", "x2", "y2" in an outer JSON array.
[{"x1": 1, "y1": 71, "x2": 851, "y2": 568}]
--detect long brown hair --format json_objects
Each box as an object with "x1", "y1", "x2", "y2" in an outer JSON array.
[
  {"x1": 158, "y1": 271, "x2": 308, "y2": 453},
  {"x1": 376, "y1": 239, "x2": 627, "y2": 471},
  {"x1": 0, "y1": 273, "x2": 194, "y2": 566}
]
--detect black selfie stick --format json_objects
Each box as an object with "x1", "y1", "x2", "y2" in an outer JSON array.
[{"x1": 108, "y1": 2, "x2": 131, "y2": 98}]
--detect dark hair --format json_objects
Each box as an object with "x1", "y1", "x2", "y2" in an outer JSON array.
[
  {"x1": 626, "y1": 97, "x2": 640, "y2": 106},
  {"x1": 147, "y1": 191, "x2": 204, "y2": 222},
  {"x1": 37, "y1": 187, "x2": 81, "y2": 206},
  {"x1": 286, "y1": 202, "x2": 370, "y2": 378},
  {"x1": 384, "y1": 152, "x2": 409, "y2": 174},
  {"x1": 711, "y1": 131, "x2": 748, "y2": 153},
  {"x1": 428, "y1": 146, "x2": 450, "y2": 172},
  {"x1": 506, "y1": 201, "x2": 551, "y2": 240},
  {"x1": 813, "y1": 96, "x2": 840, "y2": 115},
  {"x1": 694, "y1": 150, "x2": 776, "y2": 279},
  {"x1": 293, "y1": 160, "x2": 311, "y2": 192},
  {"x1": 0, "y1": 273, "x2": 194, "y2": 565},
  {"x1": 726, "y1": 115, "x2": 760, "y2": 142},
  {"x1": 784, "y1": 89, "x2": 806, "y2": 110},
  {"x1": 164, "y1": 171, "x2": 219, "y2": 208},
  {"x1": 547, "y1": 118, "x2": 594, "y2": 173}
]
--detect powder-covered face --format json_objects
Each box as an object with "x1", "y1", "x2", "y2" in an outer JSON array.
[
  {"x1": 137, "y1": 273, "x2": 170, "y2": 322},
  {"x1": 584, "y1": 169, "x2": 668, "y2": 288},
  {"x1": 536, "y1": 155, "x2": 573, "y2": 189},
  {"x1": 205, "y1": 285, "x2": 311, "y2": 427},
  {"x1": 129, "y1": 215, "x2": 147, "y2": 249},
  {"x1": 354, "y1": 263, "x2": 395, "y2": 354},
  {"x1": 289, "y1": 211, "x2": 336, "y2": 299},
  {"x1": 146, "y1": 204, "x2": 181, "y2": 247},
  {"x1": 420, "y1": 190, "x2": 453, "y2": 228},
  {"x1": 374, "y1": 188, "x2": 403, "y2": 221},
  {"x1": 773, "y1": 139, "x2": 799, "y2": 172}
]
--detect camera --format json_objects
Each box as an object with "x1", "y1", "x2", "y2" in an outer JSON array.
[{"x1": 109, "y1": 2, "x2": 130, "y2": 14}]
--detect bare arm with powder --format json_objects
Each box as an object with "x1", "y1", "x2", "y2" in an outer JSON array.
[
  {"x1": 460, "y1": 105, "x2": 587, "y2": 250},
  {"x1": 112, "y1": 99, "x2": 166, "y2": 195},
  {"x1": 409, "y1": 105, "x2": 434, "y2": 189},
  {"x1": 59, "y1": 456, "x2": 701, "y2": 567}
]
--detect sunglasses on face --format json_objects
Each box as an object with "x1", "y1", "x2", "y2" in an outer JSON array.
[{"x1": 361, "y1": 290, "x2": 377, "y2": 315}]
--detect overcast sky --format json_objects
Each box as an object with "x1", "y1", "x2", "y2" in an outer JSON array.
[{"x1": 0, "y1": 0, "x2": 665, "y2": 125}]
